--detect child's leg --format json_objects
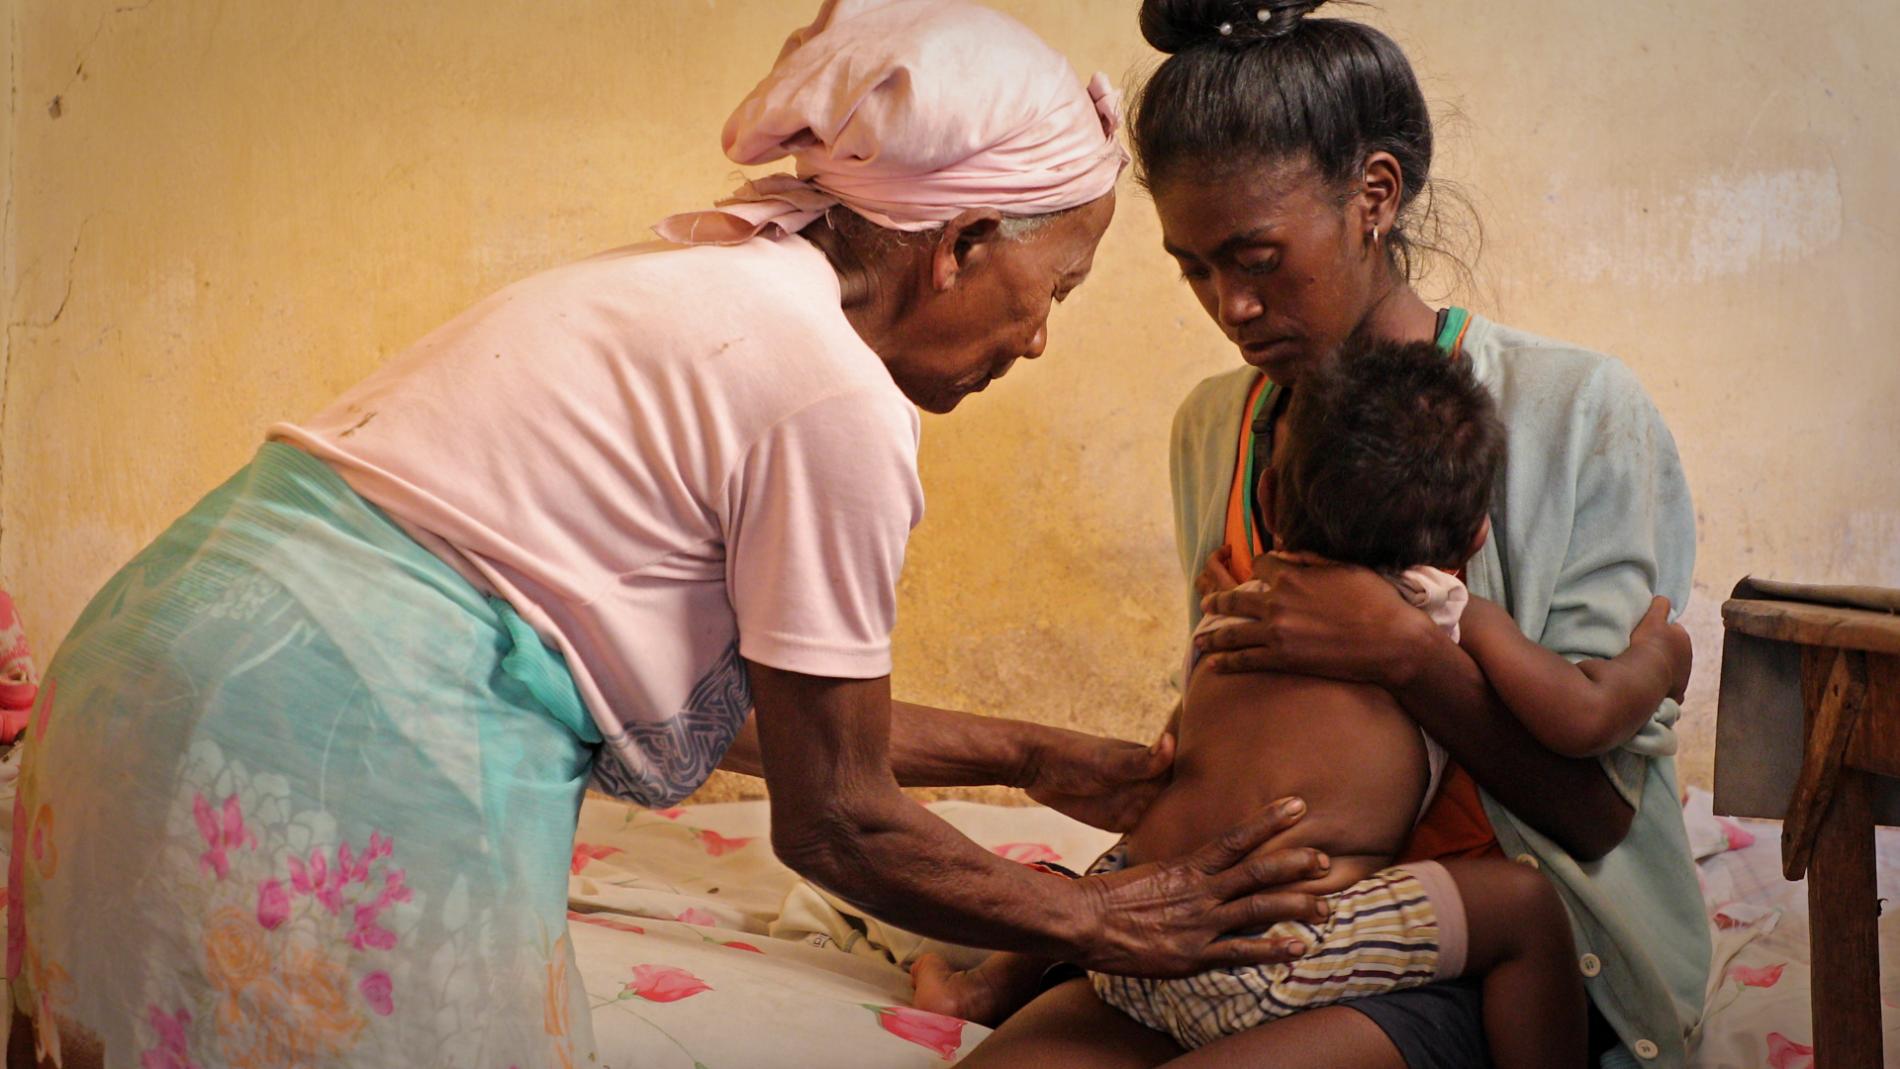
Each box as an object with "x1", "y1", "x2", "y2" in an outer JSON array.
[
  {"x1": 911, "y1": 950, "x2": 1058, "y2": 1026},
  {"x1": 1437, "y1": 858, "x2": 1587, "y2": 1069}
]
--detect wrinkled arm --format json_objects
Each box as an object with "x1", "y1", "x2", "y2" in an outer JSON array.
[
  {"x1": 749, "y1": 663, "x2": 1095, "y2": 957},
  {"x1": 722, "y1": 697, "x2": 1175, "y2": 832},
  {"x1": 1459, "y1": 596, "x2": 1688, "y2": 758},
  {"x1": 718, "y1": 700, "x2": 1039, "y2": 787},
  {"x1": 747, "y1": 660, "x2": 1329, "y2": 974}
]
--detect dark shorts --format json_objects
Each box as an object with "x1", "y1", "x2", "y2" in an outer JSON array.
[
  {"x1": 1344, "y1": 980, "x2": 1492, "y2": 1069},
  {"x1": 1346, "y1": 982, "x2": 1619, "y2": 1068}
]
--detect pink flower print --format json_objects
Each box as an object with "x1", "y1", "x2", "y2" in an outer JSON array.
[
  {"x1": 191, "y1": 793, "x2": 254, "y2": 880},
  {"x1": 653, "y1": 807, "x2": 686, "y2": 821},
  {"x1": 140, "y1": 1005, "x2": 198, "y2": 1069},
  {"x1": 623, "y1": 964, "x2": 712, "y2": 1002},
  {"x1": 346, "y1": 868, "x2": 412, "y2": 951},
  {"x1": 1765, "y1": 1033, "x2": 1814, "y2": 1069},
  {"x1": 568, "y1": 911, "x2": 646, "y2": 935},
  {"x1": 28, "y1": 804, "x2": 58, "y2": 879},
  {"x1": 696, "y1": 829, "x2": 754, "y2": 857},
  {"x1": 675, "y1": 907, "x2": 717, "y2": 927},
  {"x1": 992, "y1": 842, "x2": 1061, "y2": 866},
  {"x1": 339, "y1": 839, "x2": 372, "y2": 886},
  {"x1": 29, "y1": 678, "x2": 53, "y2": 744},
  {"x1": 868, "y1": 1005, "x2": 965, "y2": 1060},
  {"x1": 359, "y1": 970, "x2": 395, "y2": 1016},
  {"x1": 306, "y1": 848, "x2": 345, "y2": 914},
  {"x1": 348, "y1": 905, "x2": 399, "y2": 951},
  {"x1": 1718, "y1": 818, "x2": 1757, "y2": 851},
  {"x1": 721, "y1": 940, "x2": 764, "y2": 953},
  {"x1": 256, "y1": 878, "x2": 290, "y2": 931},
  {"x1": 1731, "y1": 962, "x2": 1785, "y2": 988},
  {"x1": 7, "y1": 785, "x2": 28, "y2": 979},
  {"x1": 570, "y1": 842, "x2": 623, "y2": 874}
]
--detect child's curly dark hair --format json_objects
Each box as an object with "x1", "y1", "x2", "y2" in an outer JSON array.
[{"x1": 1271, "y1": 339, "x2": 1505, "y2": 572}]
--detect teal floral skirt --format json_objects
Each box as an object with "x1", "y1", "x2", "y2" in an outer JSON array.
[{"x1": 11, "y1": 443, "x2": 601, "y2": 1067}]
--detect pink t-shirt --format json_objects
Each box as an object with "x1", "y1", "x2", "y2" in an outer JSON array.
[{"x1": 272, "y1": 235, "x2": 923, "y2": 806}]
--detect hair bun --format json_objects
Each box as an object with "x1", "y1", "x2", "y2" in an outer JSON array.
[{"x1": 1138, "y1": 0, "x2": 1330, "y2": 53}]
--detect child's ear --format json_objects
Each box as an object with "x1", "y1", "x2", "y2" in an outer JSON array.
[{"x1": 1462, "y1": 516, "x2": 1492, "y2": 563}]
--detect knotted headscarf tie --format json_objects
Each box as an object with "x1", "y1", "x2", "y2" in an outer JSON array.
[{"x1": 655, "y1": 0, "x2": 1128, "y2": 246}]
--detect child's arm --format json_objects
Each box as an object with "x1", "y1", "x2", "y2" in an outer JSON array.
[{"x1": 1458, "y1": 595, "x2": 1691, "y2": 758}]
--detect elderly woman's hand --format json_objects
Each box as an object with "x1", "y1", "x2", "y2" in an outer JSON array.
[
  {"x1": 1075, "y1": 798, "x2": 1331, "y2": 978},
  {"x1": 1022, "y1": 728, "x2": 1175, "y2": 833},
  {"x1": 1194, "y1": 551, "x2": 1435, "y2": 687}
]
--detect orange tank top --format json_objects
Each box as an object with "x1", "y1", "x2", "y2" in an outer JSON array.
[{"x1": 1217, "y1": 360, "x2": 1500, "y2": 862}]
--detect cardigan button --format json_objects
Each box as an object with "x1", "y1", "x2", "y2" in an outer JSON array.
[
  {"x1": 1632, "y1": 1039, "x2": 1660, "y2": 1060},
  {"x1": 1579, "y1": 953, "x2": 1602, "y2": 977}
]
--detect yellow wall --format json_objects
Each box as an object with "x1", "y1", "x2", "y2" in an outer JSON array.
[{"x1": 5, "y1": 1, "x2": 1897, "y2": 801}]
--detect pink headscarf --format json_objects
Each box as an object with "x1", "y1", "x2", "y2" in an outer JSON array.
[{"x1": 655, "y1": 0, "x2": 1128, "y2": 246}]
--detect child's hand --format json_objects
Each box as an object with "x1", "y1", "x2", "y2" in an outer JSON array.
[
  {"x1": 1194, "y1": 546, "x2": 1241, "y2": 597},
  {"x1": 1630, "y1": 596, "x2": 1693, "y2": 703}
]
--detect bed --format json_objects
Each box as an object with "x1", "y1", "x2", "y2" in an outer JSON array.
[
  {"x1": 4, "y1": 751, "x2": 1892, "y2": 1066},
  {"x1": 559, "y1": 787, "x2": 1896, "y2": 1067}
]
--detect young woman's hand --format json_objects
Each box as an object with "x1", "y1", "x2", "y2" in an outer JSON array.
[
  {"x1": 1075, "y1": 798, "x2": 1332, "y2": 978},
  {"x1": 1193, "y1": 551, "x2": 1433, "y2": 687}
]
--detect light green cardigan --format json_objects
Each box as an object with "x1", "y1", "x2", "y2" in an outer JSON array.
[{"x1": 1169, "y1": 313, "x2": 1709, "y2": 1068}]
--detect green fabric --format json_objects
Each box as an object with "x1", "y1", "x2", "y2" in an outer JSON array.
[
  {"x1": 1168, "y1": 314, "x2": 1708, "y2": 1067},
  {"x1": 1240, "y1": 378, "x2": 1278, "y2": 557},
  {"x1": 1433, "y1": 306, "x2": 1472, "y2": 354},
  {"x1": 16, "y1": 442, "x2": 600, "y2": 1062}
]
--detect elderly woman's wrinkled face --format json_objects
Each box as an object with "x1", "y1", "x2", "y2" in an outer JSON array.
[
  {"x1": 1153, "y1": 162, "x2": 1379, "y2": 388},
  {"x1": 886, "y1": 193, "x2": 1115, "y2": 413}
]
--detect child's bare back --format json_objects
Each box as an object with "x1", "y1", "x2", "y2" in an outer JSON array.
[{"x1": 1125, "y1": 664, "x2": 1427, "y2": 895}]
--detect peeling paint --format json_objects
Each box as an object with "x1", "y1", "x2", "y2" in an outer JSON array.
[
  {"x1": 2, "y1": 1, "x2": 1896, "y2": 809},
  {"x1": 1553, "y1": 167, "x2": 1845, "y2": 285}
]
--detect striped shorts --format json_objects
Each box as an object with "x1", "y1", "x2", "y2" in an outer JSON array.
[{"x1": 1088, "y1": 845, "x2": 1469, "y2": 1051}]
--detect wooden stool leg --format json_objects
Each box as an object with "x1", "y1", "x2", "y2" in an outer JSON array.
[{"x1": 1807, "y1": 769, "x2": 1882, "y2": 1069}]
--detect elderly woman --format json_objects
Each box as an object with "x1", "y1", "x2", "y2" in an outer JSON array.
[
  {"x1": 964, "y1": 1, "x2": 1707, "y2": 1067},
  {"x1": 10, "y1": 2, "x2": 1330, "y2": 1065}
]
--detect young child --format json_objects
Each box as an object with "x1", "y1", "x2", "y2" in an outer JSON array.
[{"x1": 911, "y1": 338, "x2": 1691, "y2": 1066}]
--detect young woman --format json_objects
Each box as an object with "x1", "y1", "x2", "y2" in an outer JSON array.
[{"x1": 963, "y1": 2, "x2": 1709, "y2": 1066}]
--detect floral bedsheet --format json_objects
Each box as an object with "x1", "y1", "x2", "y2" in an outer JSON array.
[
  {"x1": 571, "y1": 789, "x2": 1900, "y2": 1069},
  {"x1": 1681, "y1": 788, "x2": 1900, "y2": 1068},
  {"x1": 564, "y1": 795, "x2": 1118, "y2": 1067},
  {"x1": 2, "y1": 744, "x2": 1891, "y2": 1068}
]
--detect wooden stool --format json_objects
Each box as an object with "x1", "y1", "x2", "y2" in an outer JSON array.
[{"x1": 1715, "y1": 577, "x2": 1900, "y2": 1069}]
